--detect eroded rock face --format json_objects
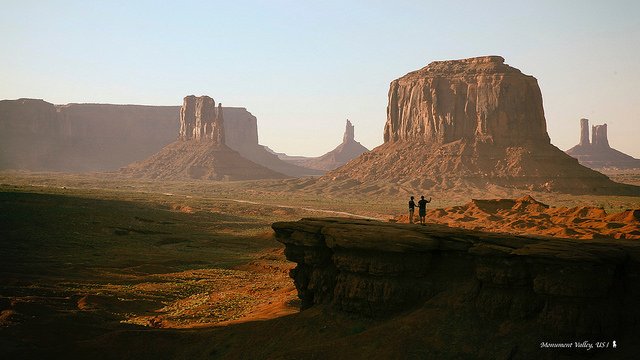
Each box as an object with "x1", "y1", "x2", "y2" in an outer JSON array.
[
  {"x1": 384, "y1": 56, "x2": 549, "y2": 145},
  {"x1": 0, "y1": 99, "x2": 179, "y2": 171},
  {"x1": 0, "y1": 98, "x2": 317, "y2": 174},
  {"x1": 178, "y1": 95, "x2": 225, "y2": 143},
  {"x1": 316, "y1": 56, "x2": 639, "y2": 195},
  {"x1": 273, "y1": 217, "x2": 640, "y2": 349}
]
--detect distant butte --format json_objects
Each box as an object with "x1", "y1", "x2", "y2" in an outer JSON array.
[
  {"x1": 121, "y1": 95, "x2": 287, "y2": 181},
  {"x1": 309, "y1": 56, "x2": 639, "y2": 195},
  {"x1": 566, "y1": 118, "x2": 640, "y2": 169},
  {"x1": 278, "y1": 120, "x2": 369, "y2": 171}
]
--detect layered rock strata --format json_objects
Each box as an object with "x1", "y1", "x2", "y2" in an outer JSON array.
[
  {"x1": 384, "y1": 56, "x2": 549, "y2": 145},
  {"x1": 273, "y1": 217, "x2": 640, "y2": 353},
  {"x1": 566, "y1": 118, "x2": 640, "y2": 169},
  {"x1": 0, "y1": 99, "x2": 179, "y2": 171},
  {"x1": 319, "y1": 56, "x2": 639, "y2": 194},
  {"x1": 0, "y1": 98, "x2": 321, "y2": 175},
  {"x1": 122, "y1": 95, "x2": 287, "y2": 180},
  {"x1": 178, "y1": 95, "x2": 225, "y2": 143}
]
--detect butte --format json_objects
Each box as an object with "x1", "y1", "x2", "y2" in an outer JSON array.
[
  {"x1": 566, "y1": 118, "x2": 640, "y2": 169},
  {"x1": 122, "y1": 95, "x2": 287, "y2": 181},
  {"x1": 314, "y1": 56, "x2": 639, "y2": 195}
]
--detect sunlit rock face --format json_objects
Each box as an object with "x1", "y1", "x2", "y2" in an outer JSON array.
[
  {"x1": 178, "y1": 95, "x2": 225, "y2": 144},
  {"x1": 384, "y1": 56, "x2": 549, "y2": 146},
  {"x1": 314, "y1": 56, "x2": 640, "y2": 195}
]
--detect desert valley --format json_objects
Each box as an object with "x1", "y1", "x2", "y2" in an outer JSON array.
[{"x1": 2, "y1": 53, "x2": 640, "y2": 359}]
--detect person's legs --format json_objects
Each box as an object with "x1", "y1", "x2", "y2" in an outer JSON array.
[{"x1": 409, "y1": 209, "x2": 414, "y2": 223}]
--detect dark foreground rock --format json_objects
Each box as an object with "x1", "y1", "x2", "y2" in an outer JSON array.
[{"x1": 273, "y1": 217, "x2": 640, "y2": 358}]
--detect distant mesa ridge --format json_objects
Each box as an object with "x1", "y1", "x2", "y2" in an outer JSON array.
[
  {"x1": 0, "y1": 97, "x2": 322, "y2": 176},
  {"x1": 566, "y1": 118, "x2": 640, "y2": 169},
  {"x1": 121, "y1": 95, "x2": 288, "y2": 181},
  {"x1": 313, "y1": 55, "x2": 639, "y2": 195}
]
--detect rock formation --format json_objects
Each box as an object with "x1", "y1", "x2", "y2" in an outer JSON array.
[
  {"x1": 0, "y1": 98, "x2": 322, "y2": 176},
  {"x1": 383, "y1": 56, "x2": 549, "y2": 145},
  {"x1": 579, "y1": 118, "x2": 590, "y2": 146},
  {"x1": 177, "y1": 99, "x2": 321, "y2": 176},
  {"x1": 178, "y1": 95, "x2": 225, "y2": 143},
  {"x1": 282, "y1": 120, "x2": 369, "y2": 171},
  {"x1": 273, "y1": 217, "x2": 640, "y2": 357},
  {"x1": 0, "y1": 99, "x2": 179, "y2": 171},
  {"x1": 312, "y1": 56, "x2": 638, "y2": 195},
  {"x1": 566, "y1": 118, "x2": 640, "y2": 169},
  {"x1": 122, "y1": 95, "x2": 287, "y2": 180},
  {"x1": 219, "y1": 109, "x2": 323, "y2": 177}
]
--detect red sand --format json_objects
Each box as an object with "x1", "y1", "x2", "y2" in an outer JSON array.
[{"x1": 397, "y1": 195, "x2": 640, "y2": 240}]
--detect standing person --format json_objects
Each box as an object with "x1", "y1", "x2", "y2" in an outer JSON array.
[
  {"x1": 418, "y1": 195, "x2": 432, "y2": 226},
  {"x1": 408, "y1": 196, "x2": 416, "y2": 224}
]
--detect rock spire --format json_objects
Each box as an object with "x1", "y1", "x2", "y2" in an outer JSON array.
[
  {"x1": 179, "y1": 95, "x2": 225, "y2": 144},
  {"x1": 343, "y1": 119, "x2": 355, "y2": 143},
  {"x1": 566, "y1": 118, "x2": 640, "y2": 169}
]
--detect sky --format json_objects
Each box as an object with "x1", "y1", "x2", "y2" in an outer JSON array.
[{"x1": 1, "y1": 0, "x2": 639, "y2": 157}]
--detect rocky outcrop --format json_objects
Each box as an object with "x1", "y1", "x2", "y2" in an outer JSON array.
[
  {"x1": 287, "y1": 120, "x2": 369, "y2": 171},
  {"x1": 178, "y1": 96, "x2": 320, "y2": 177},
  {"x1": 315, "y1": 56, "x2": 639, "y2": 195},
  {"x1": 579, "y1": 118, "x2": 590, "y2": 146},
  {"x1": 567, "y1": 118, "x2": 640, "y2": 169},
  {"x1": 178, "y1": 95, "x2": 225, "y2": 143},
  {"x1": 592, "y1": 124, "x2": 609, "y2": 147},
  {"x1": 0, "y1": 98, "x2": 322, "y2": 175},
  {"x1": 273, "y1": 217, "x2": 640, "y2": 355},
  {"x1": 384, "y1": 56, "x2": 549, "y2": 145},
  {"x1": 0, "y1": 99, "x2": 179, "y2": 171},
  {"x1": 122, "y1": 95, "x2": 287, "y2": 180}
]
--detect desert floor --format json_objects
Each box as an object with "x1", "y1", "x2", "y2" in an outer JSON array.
[{"x1": 1, "y1": 170, "x2": 639, "y2": 358}]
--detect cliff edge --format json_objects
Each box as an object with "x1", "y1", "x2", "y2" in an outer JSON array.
[{"x1": 273, "y1": 217, "x2": 640, "y2": 358}]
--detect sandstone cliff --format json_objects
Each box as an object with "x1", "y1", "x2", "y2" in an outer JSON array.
[
  {"x1": 566, "y1": 118, "x2": 640, "y2": 169},
  {"x1": 384, "y1": 56, "x2": 549, "y2": 145},
  {"x1": 315, "y1": 56, "x2": 639, "y2": 195},
  {"x1": 122, "y1": 95, "x2": 287, "y2": 181},
  {"x1": 178, "y1": 95, "x2": 225, "y2": 143},
  {"x1": 273, "y1": 217, "x2": 640, "y2": 358},
  {"x1": 0, "y1": 98, "x2": 321, "y2": 176},
  {"x1": 0, "y1": 99, "x2": 179, "y2": 171},
  {"x1": 285, "y1": 120, "x2": 369, "y2": 171}
]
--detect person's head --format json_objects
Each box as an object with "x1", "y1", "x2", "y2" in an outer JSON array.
[
  {"x1": 421, "y1": 196, "x2": 425, "y2": 200},
  {"x1": 410, "y1": 196, "x2": 414, "y2": 200}
]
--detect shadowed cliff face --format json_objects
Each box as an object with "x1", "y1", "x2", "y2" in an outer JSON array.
[{"x1": 273, "y1": 217, "x2": 640, "y2": 356}]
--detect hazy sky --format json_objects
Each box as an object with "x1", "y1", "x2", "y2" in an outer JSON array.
[{"x1": 1, "y1": 0, "x2": 639, "y2": 157}]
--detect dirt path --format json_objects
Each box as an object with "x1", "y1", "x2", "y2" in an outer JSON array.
[{"x1": 218, "y1": 198, "x2": 385, "y2": 220}]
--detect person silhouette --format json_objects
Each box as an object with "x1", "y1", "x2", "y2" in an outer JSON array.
[
  {"x1": 408, "y1": 196, "x2": 416, "y2": 224},
  {"x1": 417, "y1": 195, "x2": 432, "y2": 225}
]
